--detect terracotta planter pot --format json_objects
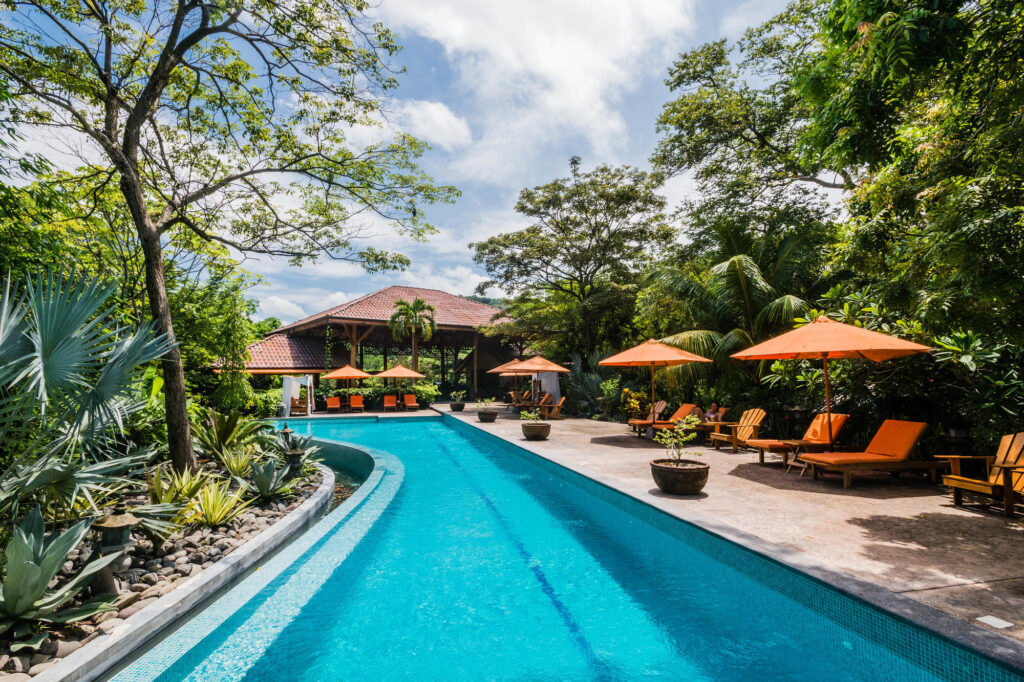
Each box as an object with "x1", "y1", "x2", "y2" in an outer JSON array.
[
  {"x1": 477, "y1": 409, "x2": 498, "y2": 423},
  {"x1": 650, "y1": 459, "x2": 709, "y2": 495},
  {"x1": 450, "y1": 403, "x2": 465, "y2": 412},
  {"x1": 521, "y1": 422, "x2": 550, "y2": 441}
]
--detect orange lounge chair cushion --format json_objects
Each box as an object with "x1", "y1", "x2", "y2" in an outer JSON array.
[
  {"x1": 805, "y1": 413, "x2": 849, "y2": 443},
  {"x1": 864, "y1": 420, "x2": 927, "y2": 460},
  {"x1": 799, "y1": 452, "x2": 897, "y2": 466},
  {"x1": 745, "y1": 438, "x2": 787, "y2": 450},
  {"x1": 383, "y1": 396, "x2": 397, "y2": 406},
  {"x1": 404, "y1": 395, "x2": 418, "y2": 405},
  {"x1": 349, "y1": 395, "x2": 364, "y2": 407}
]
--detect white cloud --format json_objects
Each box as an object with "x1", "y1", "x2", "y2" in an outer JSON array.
[
  {"x1": 380, "y1": 0, "x2": 696, "y2": 186},
  {"x1": 395, "y1": 264, "x2": 487, "y2": 295},
  {"x1": 398, "y1": 100, "x2": 472, "y2": 152},
  {"x1": 258, "y1": 295, "x2": 307, "y2": 321}
]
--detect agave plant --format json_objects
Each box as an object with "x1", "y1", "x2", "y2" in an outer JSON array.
[
  {"x1": 186, "y1": 480, "x2": 253, "y2": 527},
  {"x1": 219, "y1": 447, "x2": 255, "y2": 478},
  {"x1": 191, "y1": 409, "x2": 272, "y2": 460},
  {"x1": 0, "y1": 507, "x2": 121, "y2": 650},
  {"x1": 146, "y1": 464, "x2": 215, "y2": 505},
  {"x1": 242, "y1": 460, "x2": 294, "y2": 501}
]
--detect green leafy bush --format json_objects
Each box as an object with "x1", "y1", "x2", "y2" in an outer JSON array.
[
  {"x1": 411, "y1": 381, "x2": 440, "y2": 405},
  {"x1": 147, "y1": 465, "x2": 215, "y2": 504},
  {"x1": 186, "y1": 480, "x2": 252, "y2": 527},
  {"x1": 191, "y1": 409, "x2": 272, "y2": 460},
  {"x1": 449, "y1": 390, "x2": 467, "y2": 402},
  {"x1": 0, "y1": 507, "x2": 121, "y2": 648},
  {"x1": 220, "y1": 448, "x2": 255, "y2": 478}
]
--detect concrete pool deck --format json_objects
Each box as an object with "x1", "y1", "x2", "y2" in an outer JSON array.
[{"x1": 448, "y1": 409, "x2": 1024, "y2": 644}]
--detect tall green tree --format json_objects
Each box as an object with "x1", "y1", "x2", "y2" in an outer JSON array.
[
  {"x1": 388, "y1": 298, "x2": 436, "y2": 372},
  {"x1": 472, "y1": 158, "x2": 672, "y2": 357},
  {"x1": 0, "y1": 1, "x2": 457, "y2": 470}
]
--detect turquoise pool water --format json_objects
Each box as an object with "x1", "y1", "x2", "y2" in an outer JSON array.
[{"x1": 116, "y1": 417, "x2": 1020, "y2": 681}]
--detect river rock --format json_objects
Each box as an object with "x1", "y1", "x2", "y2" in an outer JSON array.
[
  {"x1": 29, "y1": 653, "x2": 49, "y2": 666},
  {"x1": 118, "y1": 597, "x2": 157, "y2": 619},
  {"x1": 98, "y1": 618, "x2": 124, "y2": 634},
  {"x1": 29, "y1": 660, "x2": 55, "y2": 675},
  {"x1": 4, "y1": 673, "x2": 30, "y2": 681},
  {"x1": 55, "y1": 639, "x2": 82, "y2": 658},
  {"x1": 94, "y1": 610, "x2": 119, "y2": 624}
]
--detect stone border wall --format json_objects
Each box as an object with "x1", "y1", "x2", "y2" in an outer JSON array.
[{"x1": 36, "y1": 464, "x2": 336, "y2": 682}]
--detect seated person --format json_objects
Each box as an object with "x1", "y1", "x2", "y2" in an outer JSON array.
[{"x1": 704, "y1": 401, "x2": 723, "y2": 422}]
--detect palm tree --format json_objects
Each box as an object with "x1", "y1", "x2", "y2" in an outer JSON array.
[
  {"x1": 387, "y1": 298, "x2": 436, "y2": 372},
  {"x1": 645, "y1": 233, "x2": 823, "y2": 384}
]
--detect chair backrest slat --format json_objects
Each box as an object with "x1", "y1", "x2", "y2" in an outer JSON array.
[
  {"x1": 990, "y1": 433, "x2": 1024, "y2": 488},
  {"x1": 736, "y1": 408, "x2": 766, "y2": 441}
]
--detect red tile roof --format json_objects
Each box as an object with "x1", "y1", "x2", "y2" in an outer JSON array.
[
  {"x1": 244, "y1": 334, "x2": 339, "y2": 372},
  {"x1": 274, "y1": 286, "x2": 504, "y2": 333}
]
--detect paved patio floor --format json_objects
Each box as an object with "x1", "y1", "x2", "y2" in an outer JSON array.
[{"x1": 449, "y1": 409, "x2": 1024, "y2": 643}]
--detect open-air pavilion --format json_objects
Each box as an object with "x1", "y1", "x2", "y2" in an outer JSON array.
[{"x1": 242, "y1": 286, "x2": 514, "y2": 406}]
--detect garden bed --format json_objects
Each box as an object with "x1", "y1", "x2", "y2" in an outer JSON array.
[{"x1": 0, "y1": 470, "x2": 328, "y2": 679}]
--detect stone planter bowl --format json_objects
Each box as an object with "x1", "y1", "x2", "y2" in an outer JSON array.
[
  {"x1": 449, "y1": 402, "x2": 465, "y2": 412},
  {"x1": 650, "y1": 459, "x2": 709, "y2": 495},
  {"x1": 477, "y1": 409, "x2": 498, "y2": 423},
  {"x1": 521, "y1": 422, "x2": 551, "y2": 441}
]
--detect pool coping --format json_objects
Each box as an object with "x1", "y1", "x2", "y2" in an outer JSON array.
[
  {"x1": 37, "y1": 464, "x2": 336, "y2": 682},
  {"x1": 443, "y1": 412, "x2": 1024, "y2": 675}
]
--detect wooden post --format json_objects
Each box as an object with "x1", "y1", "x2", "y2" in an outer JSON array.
[
  {"x1": 821, "y1": 355, "x2": 833, "y2": 449},
  {"x1": 473, "y1": 333, "x2": 479, "y2": 398},
  {"x1": 346, "y1": 324, "x2": 357, "y2": 366},
  {"x1": 440, "y1": 345, "x2": 446, "y2": 388}
]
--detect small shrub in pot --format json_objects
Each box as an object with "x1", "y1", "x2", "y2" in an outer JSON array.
[
  {"x1": 649, "y1": 415, "x2": 709, "y2": 495},
  {"x1": 476, "y1": 397, "x2": 499, "y2": 422},
  {"x1": 449, "y1": 389, "x2": 467, "y2": 412},
  {"x1": 520, "y1": 409, "x2": 550, "y2": 440}
]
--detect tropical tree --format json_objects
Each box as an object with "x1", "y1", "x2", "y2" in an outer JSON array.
[
  {"x1": 0, "y1": 270, "x2": 171, "y2": 524},
  {"x1": 0, "y1": 0, "x2": 458, "y2": 471},
  {"x1": 388, "y1": 298, "x2": 436, "y2": 372},
  {"x1": 642, "y1": 229, "x2": 826, "y2": 387},
  {"x1": 472, "y1": 157, "x2": 672, "y2": 357}
]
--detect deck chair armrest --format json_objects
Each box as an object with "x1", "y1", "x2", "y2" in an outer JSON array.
[{"x1": 935, "y1": 454, "x2": 996, "y2": 476}]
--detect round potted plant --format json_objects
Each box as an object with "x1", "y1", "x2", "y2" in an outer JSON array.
[
  {"x1": 650, "y1": 415, "x2": 709, "y2": 495},
  {"x1": 520, "y1": 409, "x2": 550, "y2": 440},
  {"x1": 449, "y1": 389, "x2": 467, "y2": 412},
  {"x1": 477, "y1": 397, "x2": 499, "y2": 423}
]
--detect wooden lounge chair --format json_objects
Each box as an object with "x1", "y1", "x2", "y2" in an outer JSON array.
[
  {"x1": 709, "y1": 408, "x2": 766, "y2": 453},
  {"x1": 290, "y1": 397, "x2": 307, "y2": 414},
  {"x1": 651, "y1": 404, "x2": 699, "y2": 430},
  {"x1": 629, "y1": 400, "x2": 667, "y2": 432},
  {"x1": 940, "y1": 432, "x2": 1024, "y2": 516},
  {"x1": 798, "y1": 420, "x2": 940, "y2": 488},
  {"x1": 403, "y1": 394, "x2": 419, "y2": 411},
  {"x1": 747, "y1": 413, "x2": 849, "y2": 466},
  {"x1": 326, "y1": 396, "x2": 342, "y2": 413},
  {"x1": 383, "y1": 395, "x2": 398, "y2": 412},
  {"x1": 514, "y1": 391, "x2": 532, "y2": 408},
  {"x1": 540, "y1": 396, "x2": 565, "y2": 420},
  {"x1": 349, "y1": 395, "x2": 364, "y2": 413}
]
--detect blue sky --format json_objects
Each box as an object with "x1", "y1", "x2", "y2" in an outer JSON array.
[{"x1": 241, "y1": 0, "x2": 792, "y2": 323}]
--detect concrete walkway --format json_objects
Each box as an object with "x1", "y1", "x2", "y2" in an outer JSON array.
[{"x1": 450, "y1": 409, "x2": 1024, "y2": 643}]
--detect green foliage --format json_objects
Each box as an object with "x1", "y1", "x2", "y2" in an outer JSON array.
[
  {"x1": 473, "y1": 158, "x2": 673, "y2": 356},
  {"x1": 520, "y1": 410, "x2": 542, "y2": 422},
  {"x1": 243, "y1": 460, "x2": 294, "y2": 501},
  {"x1": 186, "y1": 480, "x2": 253, "y2": 528},
  {"x1": 219, "y1": 448, "x2": 256, "y2": 479},
  {"x1": 653, "y1": 416, "x2": 703, "y2": 459},
  {"x1": 147, "y1": 466, "x2": 214, "y2": 505},
  {"x1": 191, "y1": 409, "x2": 272, "y2": 461},
  {"x1": 388, "y1": 298, "x2": 437, "y2": 372},
  {"x1": 409, "y1": 381, "x2": 440, "y2": 405},
  {"x1": 565, "y1": 351, "x2": 605, "y2": 417},
  {"x1": 449, "y1": 390, "x2": 467, "y2": 403},
  {"x1": 0, "y1": 507, "x2": 120, "y2": 637},
  {"x1": 599, "y1": 378, "x2": 622, "y2": 418}
]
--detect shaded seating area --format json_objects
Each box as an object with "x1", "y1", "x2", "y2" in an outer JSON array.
[
  {"x1": 709, "y1": 408, "x2": 766, "y2": 452},
  {"x1": 629, "y1": 400, "x2": 666, "y2": 433},
  {"x1": 748, "y1": 412, "x2": 850, "y2": 466},
  {"x1": 941, "y1": 432, "x2": 1024, "y2": 516},
  {"x1": 797, "y1": 420, "x2": 940, "y2": 489}
]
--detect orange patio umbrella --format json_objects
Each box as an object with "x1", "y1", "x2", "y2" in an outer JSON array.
[
  {"x1": 504, "y1": 356, "x2": 570, "y2": 402},
  {"x1": 731, "y1": 315, "x2": 933, "y2": 445},
  {"x1": 599, "y1": 339, "x2": 711, "y2": 409},
  {"x1": 322, "y1": 364, "x2": 373, "y2": 394},
  {"x1": 487, "y1": 358, "x2": 524, "y2": 374},
  {"x1": 322, "y1": 364, "x2": 372, "y2": 381},
  {"x1": 376, "y1": 364, "x2": 425, "y2": 398}
]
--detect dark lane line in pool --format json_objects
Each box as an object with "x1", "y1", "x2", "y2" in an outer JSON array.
[{"x1": 433, "y1": 437, "x2": 614, "y2": 681}]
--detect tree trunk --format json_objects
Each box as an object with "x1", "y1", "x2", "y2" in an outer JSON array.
[
  {"x1": 126, "y1": 182, "x2": 198, "y2": 472},
  {"x1": 412, "y1": 331, "x2": 419, "y2": 372}
]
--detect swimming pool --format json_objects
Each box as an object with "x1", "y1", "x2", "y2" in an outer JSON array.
[{"x1": 115, "y1": 416, "x2": 1022, "y2": 681}]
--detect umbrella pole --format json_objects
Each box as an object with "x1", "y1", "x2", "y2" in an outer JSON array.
[
  {"x1": 822, "y1": 357, "x2": 834, "y2": 450},
  {"x1": 650, "y1": 366, "x2": 656, "y2": 412}
]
